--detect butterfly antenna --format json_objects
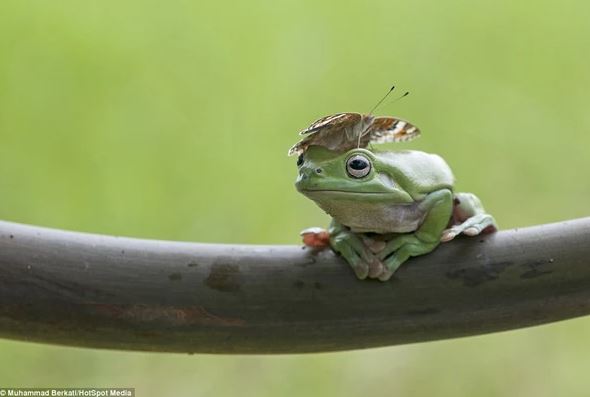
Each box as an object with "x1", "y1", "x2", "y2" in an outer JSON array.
[
  {"x1": 368, "y1": 85, "x2": 396, "y2": 116},
  {"x1": 357, "y1": 85, "x2": 396, "y2": 149},
  {"x1": 387, "y1": 91, "x2": 410, "y2": 106},
  {"x1": 358, "y1": 89, "x2": 410, "y2": 149}
]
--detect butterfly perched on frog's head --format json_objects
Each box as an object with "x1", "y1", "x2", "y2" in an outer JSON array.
[
  {"x1": 288, "y1": 87, "x2": 420, "y2": 157},
  {"x1": 288, "y1": 112, "x2": 420, "y2": 156}
]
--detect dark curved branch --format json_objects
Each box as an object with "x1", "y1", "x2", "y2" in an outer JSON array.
[{"x1": 0, "y1": 218, "x2": 589, "y2": 353}]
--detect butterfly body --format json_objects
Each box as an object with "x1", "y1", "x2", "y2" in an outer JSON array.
[{"x1": 288, "y1": 112, "x2": 420, "y2": 156}]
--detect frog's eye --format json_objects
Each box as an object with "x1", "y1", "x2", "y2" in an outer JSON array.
[
  {"x1": 346, "y1": 154, "x2": 371, "y2": 178},
  {"x1": 297, "y1": 154, "x2": 304, "y2": 167}
]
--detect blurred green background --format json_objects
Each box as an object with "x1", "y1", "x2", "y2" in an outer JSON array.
[{"x1": 0, "y1": 0, "x2": 589, "y2": 395}]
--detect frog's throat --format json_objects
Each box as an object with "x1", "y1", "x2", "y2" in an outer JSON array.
[{"x1": 302, "y1": 191, "x2": 426, "y2": 234}]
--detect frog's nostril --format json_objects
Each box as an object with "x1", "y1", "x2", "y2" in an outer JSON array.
[{"x1": 315, "y1": 168, "x2": 323, "y2": 174}]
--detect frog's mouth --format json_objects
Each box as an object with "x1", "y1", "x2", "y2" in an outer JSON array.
[
  {"x1": 298, "y1": 188, "x2": 415, "y2": 204},
  {"x1": 299, "y1": 189, "x2": 391, "y2": 195},
  {"x1": 298, "y1": 188, "x2": 402, "y2": 200}
]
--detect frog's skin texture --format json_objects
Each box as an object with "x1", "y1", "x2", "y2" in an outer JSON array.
[{"x1": 295, "y1": 146, "x2": 497, "y2": 281}]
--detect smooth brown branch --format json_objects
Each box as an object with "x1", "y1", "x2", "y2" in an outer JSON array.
[{"x1": 0, "y1": 218, "x2": 589, "y2": 354}]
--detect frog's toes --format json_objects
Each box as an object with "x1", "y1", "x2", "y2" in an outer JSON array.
[
  {"x1": 440, "y1": 229, "x2": 458, "y2": 242},
  {"x1": 464, "y1": 226, "x2": 480, "y2": 236},
  {"x1": 361, "y1": 236, "x2": 387, "y2": 254},
  {"x1": 367, "y1": 256, "x2": 385, "y2": 279},
  {"x1": 378, "y1": 243, "x2": 418, "y2": 281},
  {"x1": 441, "y1": 214, "x2": 497, "y2": 242},
  {"x1": 342, "y1": 250, "x2": 369, "y2": 280},
  {"x1": 378, "y1": 269, "x2": 393, "y2": 281},
  {"x1": 330, "y1": 235, "x2": 370, "y2": 279},
  {"x1": 351, "y1": 261, "x2": 370, "y2": 280},
  {"x1": 300, "y1": 227, "x2": 330, "y2": 249},
  {"x1": 346, "y1": 236, "x2": 384, "y2": 278},
  {"x1": 378, "y1": 253, "x2": 406, "y2": 281}
]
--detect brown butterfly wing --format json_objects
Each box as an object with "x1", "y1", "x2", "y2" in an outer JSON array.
[
  {"x1": 368, "y1": 116, "x2": 421, "y2": 144},
  {"x1": 289, "y1": 113, "x2": 363, "y2": 156},
  {"x1": 299, "y1": 113, "x2": 362, "y2": 135}
]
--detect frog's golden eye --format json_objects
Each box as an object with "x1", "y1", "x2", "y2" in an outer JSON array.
[
  {"x1": 346, "y1": 154, "x2": 371, "y2": 178},
  {"x1": 297, "y1": 154, "x2": 304, "y2": 167}
]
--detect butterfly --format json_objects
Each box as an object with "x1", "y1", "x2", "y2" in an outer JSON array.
[{"x1": 288, "y1": 112, "x2": 420, "y2": 156}]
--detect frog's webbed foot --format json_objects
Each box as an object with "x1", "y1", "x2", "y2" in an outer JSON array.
[
  {"x1": 361, "y1": 236, "x2": 388, "y2": 277},
  {"x1": 329, "y1": 229, "x2": 385, "y2": 280},
  {"x1": 300, "y1": 225, "x2": 384, "y2": 279},
  {"x1": 330, "y1": 232, "x2": 371, "y2": 280},
  {"x1": 300, "y1": 227, "x2": 331, "y2": 249},
  {"x1": 376, "y1": 234, "x2": 438, "y2": 281},
  {"x1": 441, "y1": 214, "x2": 497, "y2": 242},
  {"x1": 441, "y1": 193, "x2": 498, "y2": 242}
]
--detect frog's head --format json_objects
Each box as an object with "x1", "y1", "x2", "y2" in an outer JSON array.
[{"x1": 295, "y1": 145, "x2": 415, "y2": 204}]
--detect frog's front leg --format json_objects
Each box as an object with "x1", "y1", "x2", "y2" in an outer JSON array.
[
  {"x1": 328, "y1": 220, "x2": 384, "y2": 280},
  {"x1": 377, "y1": 189, "x2": 453, "y2": 281},
  {"x1": 440, "y1": 192, "x2": 497, "y2": 242}
]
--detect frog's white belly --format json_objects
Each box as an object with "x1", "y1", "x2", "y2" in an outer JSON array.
[{"x1": 313, "y1": 198, "x2": 427, "y2": 234}]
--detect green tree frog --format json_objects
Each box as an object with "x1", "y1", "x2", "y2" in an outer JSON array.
[{"x1": 291, "y1": 114, "x2": 497, "y2": 281}]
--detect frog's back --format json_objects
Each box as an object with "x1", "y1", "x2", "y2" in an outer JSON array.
[{"x1": 375, "y1": 150, "x2": 454, "y2": 194}]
